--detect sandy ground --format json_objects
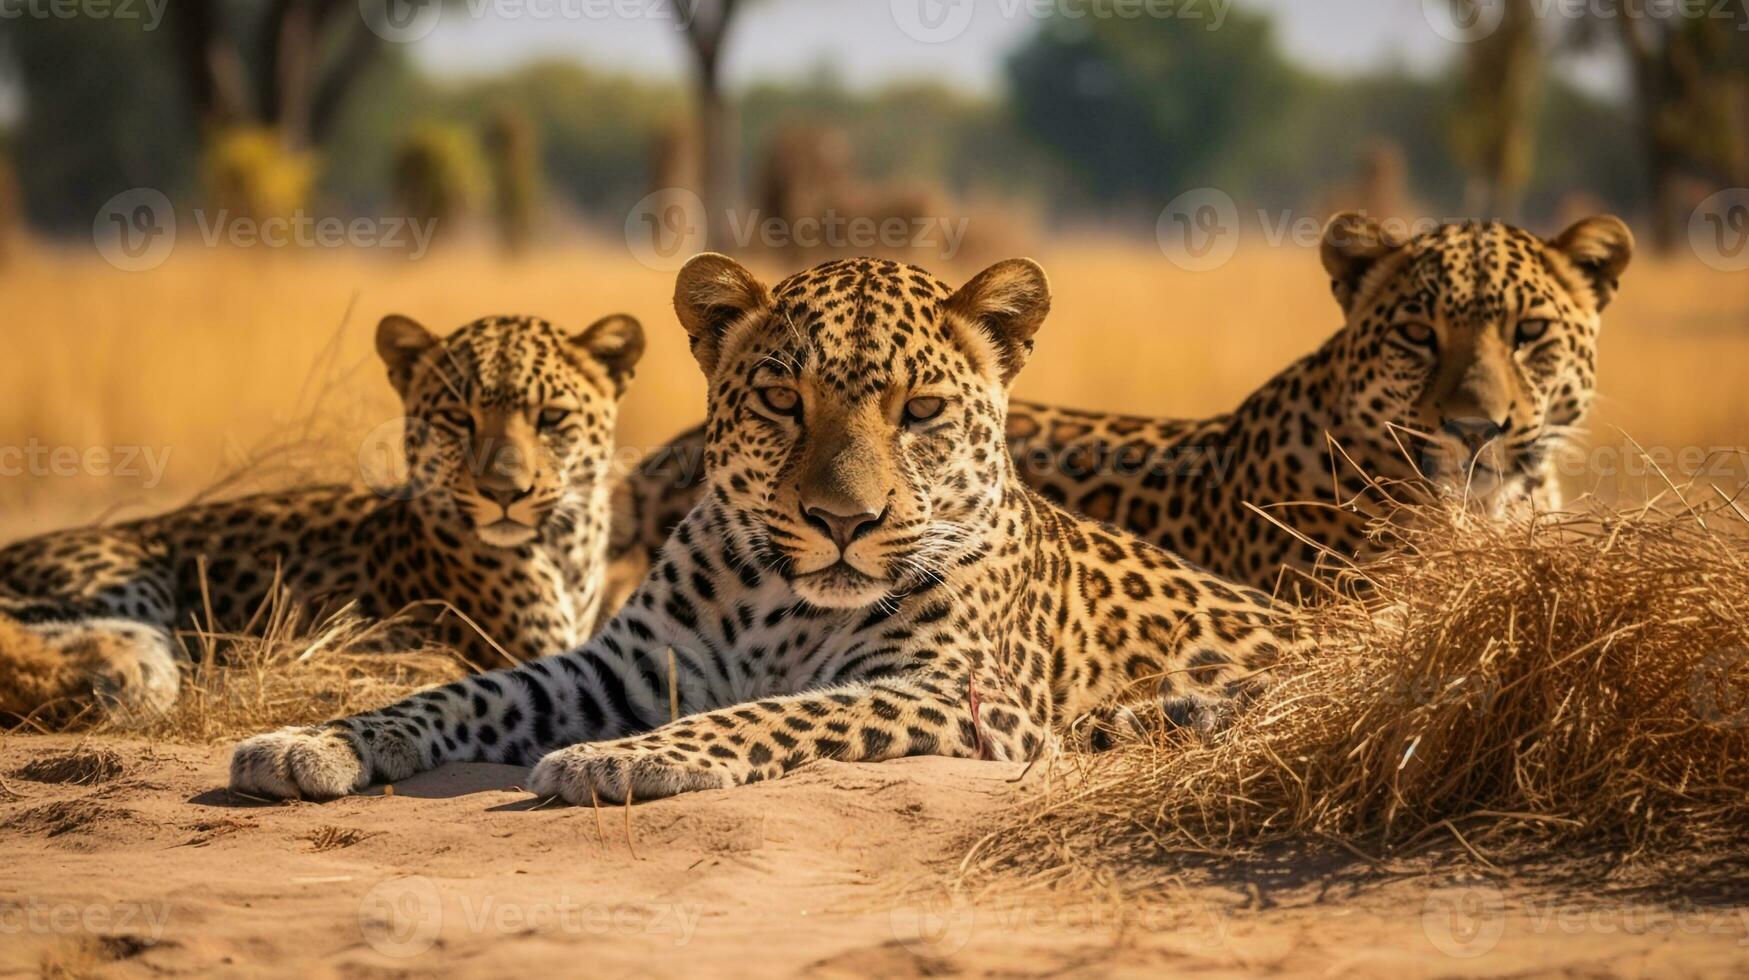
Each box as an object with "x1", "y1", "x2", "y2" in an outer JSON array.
[{"x1": 1, "y1": 735, "x2": 1746, "y2": 978}]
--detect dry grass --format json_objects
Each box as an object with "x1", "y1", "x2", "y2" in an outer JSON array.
[
  {"x1": 10, "y1": 747, "x2": 126, "y2": 785},
  {"x1": 108, "y1": 607, "x2": 465, "y2": 744},
  {"x1": 969, "y1": 482, "x2": 1749, "y2": 887}
]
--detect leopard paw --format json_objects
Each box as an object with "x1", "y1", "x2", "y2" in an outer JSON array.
[
  {"x1": 529, "y1": 744, "x2": 731, "y2": 805},
  {"x1": 1066, "y1": 704, "x2": 1148, "y2": 753},
  {"x1": 229, "y1": 726, "x2": 368, "y2": 800},
  {"x1": 1162, "y1": 692, "x2": 1235, "y2": 736}
]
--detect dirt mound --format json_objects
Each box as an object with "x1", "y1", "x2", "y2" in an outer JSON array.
[{"x1": 12, "y1": 747, "x2": 126, "y2": 785}]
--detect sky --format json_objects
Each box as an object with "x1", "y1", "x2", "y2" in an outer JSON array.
[{"x1": 408, "y1": 0, "x2": 1626, "y2": 96}]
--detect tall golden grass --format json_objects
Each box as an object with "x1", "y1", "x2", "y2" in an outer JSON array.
[{"x1": 2, "y1": 237, "x2": 1745, "y2": 540}]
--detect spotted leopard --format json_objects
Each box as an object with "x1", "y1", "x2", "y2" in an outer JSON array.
[
  {"x1": 0, "y1": 312, "x2": 643, "y2": 721},
  {"x1": 229, "y1": 254, "x2": 1295, "y2": 803},
  {"x1": 612, "y1": 214, "x2": 1633, "y2": 595}
]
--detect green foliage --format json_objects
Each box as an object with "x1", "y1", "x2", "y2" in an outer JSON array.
[
  {"x1": 1005, "y1": 6, "x2": 1297, "y2": 214},
  {"x1": 203, "y1": 128, "x2": 318, "y2": 223},
  {"x1": 0, "y1": 16, "x2": 197, "y2": 228},
  {"x1": 392, "y1": 122, "x2": 488, "y2": 241}
]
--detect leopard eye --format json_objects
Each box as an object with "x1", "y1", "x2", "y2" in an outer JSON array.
[
  {"x1": 436, "y1": 408, "x2": 474, "y2": 432},
  {"x1": 903, "y1": 396, "x2": 946, "y2": 425},
  {"x1": 537, "y1": 407, "x2": 572, "y2": 430},
  {"x1": 1396, "y1": 322, "x2": 1436, "y2": 347},
  {"x1": 758, "y1": 386, "x2": 801, "y2": 417},
  {"x1": 1515, "y1": 318, "x2": 1552, "y2": 345}
]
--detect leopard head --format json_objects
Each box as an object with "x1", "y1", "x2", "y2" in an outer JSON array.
[
  {"x1": 375, "y1": 312, "x2": 644, "y2": 549},
  {"x1": 1320, "y1": 213, "x2": 1633, "y2": 508},
  {"x1": 672, "y1": 254, "x2": 1050, "y2": 609}
]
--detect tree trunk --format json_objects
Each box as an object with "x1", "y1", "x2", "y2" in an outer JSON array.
[
  {"x1": 164, "y1": 0, "x2": 249, "y2": 132},
  {"x1": 683, "y1": 0, "x2": 742, "y2": 251}
]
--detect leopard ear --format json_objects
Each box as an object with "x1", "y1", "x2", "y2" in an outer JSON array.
[
  {"x1": 1551, "y1": 215, "x2": 1634, "y2": 312},
  {"x1": 673, "y1": 252, "x2": 770, "y2": 374},
  {"x1": 570, "y1": 314, "x2": 645, "y2": 395},
  {"x1": 376, "y1": 314, "x2": 440, "y2": 398},
  {"x1": 945, "y1": 258, "x2": 1052, "y2": 385},
  {"x1": 1321, "y1": 211, "x2": 1407, "y2": 315}
]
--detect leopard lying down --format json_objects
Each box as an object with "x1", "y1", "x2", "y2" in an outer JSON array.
[{"x1": 231, "y1": 253, "x2": 1297, "y2": 804}]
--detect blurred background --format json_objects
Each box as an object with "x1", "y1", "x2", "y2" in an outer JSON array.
[{"x1": 1, "y1": 0, "x2": 1746, "y2": 539}]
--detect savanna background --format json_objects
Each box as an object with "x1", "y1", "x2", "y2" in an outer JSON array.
[
  {"x1": 3, "y1": 1, "x2": 1749, "y2": 976},
  {"x1": 2, "y1": 0, "x2": 1748, "y2": 538}
]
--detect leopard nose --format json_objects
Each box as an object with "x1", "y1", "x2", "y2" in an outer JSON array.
[
  {"x1": 480, "y1": 485, "x2": 533, "y2": 509},
  {"x1": 803, "y1": 504, "x2": 887, "y2": 550},
  {"x1": 1440, "y1": 417, "x2": 1505, "y2": 455}
]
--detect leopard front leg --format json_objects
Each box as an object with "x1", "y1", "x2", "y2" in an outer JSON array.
[{"x1": 528, "y1": 676, "x2": 1045, "y2": 804}]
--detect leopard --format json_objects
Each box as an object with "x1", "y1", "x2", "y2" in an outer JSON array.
[
  {"x1": 0, "y1": 311, "x2": 644, "y2": 722},
  {"x1": 609, "y1": 213, "x2": 1634, "y2": 597},
  {"x1": 228, "y1": 253, "x2": 1297, "y2": 804}
]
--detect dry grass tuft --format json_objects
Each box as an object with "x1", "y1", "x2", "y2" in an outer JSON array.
[
  {"x1": 11, "y1": 747, "x2": 125, "y2": 785},
  {"x1": 972, "y1": 484, "x2": 1749, "y2": 884},
  {"x1": 107, "y1": 603, "x2": 469, "y2": 743},
  {"x1": 305, "y1": 824, "x2": 376, "y2": 852}
]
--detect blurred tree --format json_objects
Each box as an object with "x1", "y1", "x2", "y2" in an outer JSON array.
[
  {"x1": 392, "y1": 122, "x2": 488, "y2": 246},
  {"x1": 1449, "y1": 0, "x2": 1541, "y2": 220},
  {"x1": 0, "y1": 143, "x2": 17, "y2": 265},
  {"x1": 203, "y1": 126, "x2": 318, "y2": 223},
  {"x1": 1005, "y1": 5, "x2": 1296, "y2": 219},
  {"x1": 0, "y1": 17, "x2": 199, "y2": 229},
  {"x1": 676, "y1": 0, "x2": 747, "y2": 248},
  {"x1": 1570, "y1": 1, "x2": 1749, "y2": 251},
  {"x1": 484, "y1": 106, "x2": 543, "y2": 255},
  {"x1": 166, "y1": 0, "x2": 390, "y2": 150}
]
